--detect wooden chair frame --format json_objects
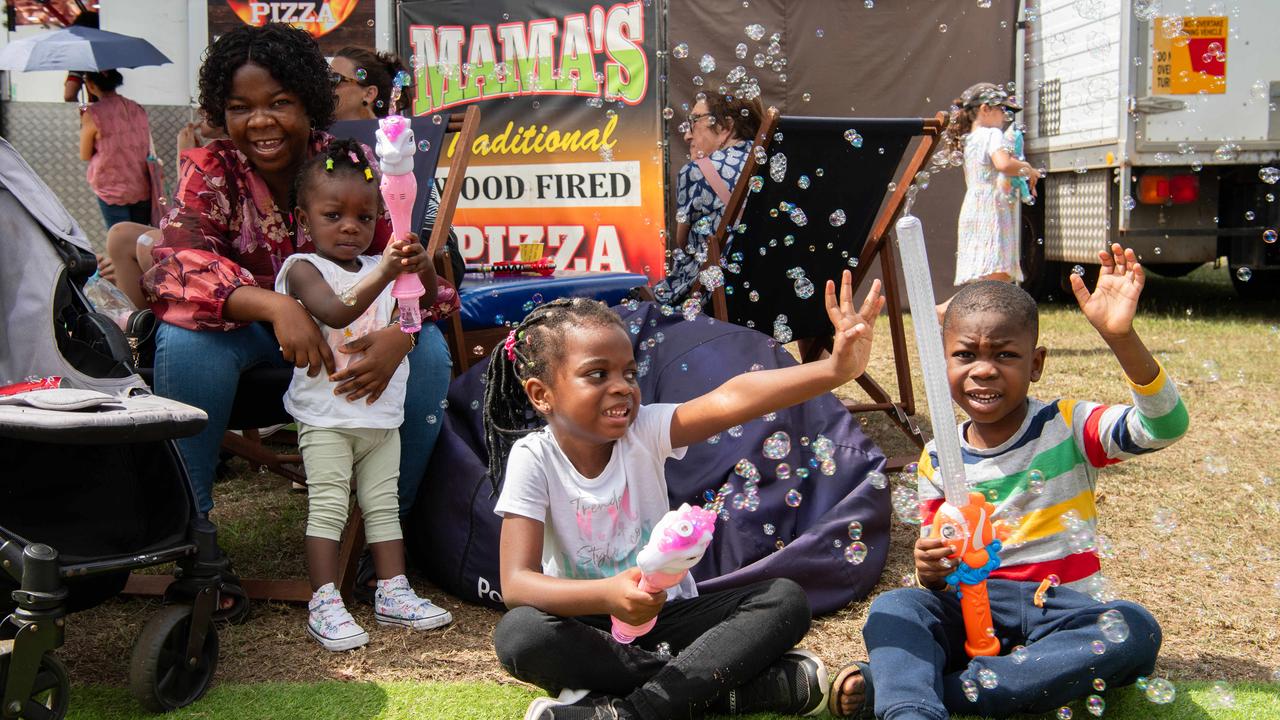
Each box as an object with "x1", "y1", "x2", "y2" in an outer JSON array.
[
  {"x1": 697, "y1": 111, "x2": 949, "y2": 471},
  {"x1": 127, "y1": 106, "x2": 484, "y2": 605}
]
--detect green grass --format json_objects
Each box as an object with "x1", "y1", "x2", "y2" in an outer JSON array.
[{"x1": 65, "y1": 680, "x2": 1280, "y2": 720}]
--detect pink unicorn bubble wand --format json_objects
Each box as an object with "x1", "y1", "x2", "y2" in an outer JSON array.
[
  {"x1": 611, "y1": 503, "x2": 717, "y2": 644},
  {"x1": 375, "y1": 82, "x2": 424, "y2": 333}
]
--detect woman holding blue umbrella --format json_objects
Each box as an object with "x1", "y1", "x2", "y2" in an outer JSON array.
[{"x1": 78, "y1": 69, "x2": 153, "y2": 228}]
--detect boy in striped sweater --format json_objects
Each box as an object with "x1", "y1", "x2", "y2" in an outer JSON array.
[{"x1": 829, "y1": 245, "x2": 1188, "y2": 720}]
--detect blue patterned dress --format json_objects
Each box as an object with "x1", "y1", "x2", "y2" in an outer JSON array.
[{"x1": 653, "y1": 140, "x2": 751, "y2": 305}]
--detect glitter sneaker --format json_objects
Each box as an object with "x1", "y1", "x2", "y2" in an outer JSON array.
[
  {"x1": 374, "y1": 575, "x2": 453, "y2": 630},
  {"x1": 307, "y1": 583, "x2": 369, "y2": 652}
]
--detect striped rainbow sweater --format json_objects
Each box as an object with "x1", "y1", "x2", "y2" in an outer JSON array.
[{"x1": 917, "y1": 364, "x2": 1188, "y2": 588}]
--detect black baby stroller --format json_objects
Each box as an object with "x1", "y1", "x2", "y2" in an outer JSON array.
[{"x1": 0, "y1": 137, "x2": 246, "y2": 718}]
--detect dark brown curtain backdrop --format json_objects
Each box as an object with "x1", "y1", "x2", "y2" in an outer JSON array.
[{"x1": 663, "y1": 0, "x2": 1020, "y2": 301}]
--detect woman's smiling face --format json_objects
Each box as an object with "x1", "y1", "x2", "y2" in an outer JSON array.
[{"x1": 222, "y1": 62, "x2": 311, "y2": 179}]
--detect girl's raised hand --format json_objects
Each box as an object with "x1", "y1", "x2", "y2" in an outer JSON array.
[
  {"x1": 827, "y1": 271, "x2": 884, "y2": 381},
  {"x1": 1070, "y1": 243, "x2": 1144, "y2": 340}
]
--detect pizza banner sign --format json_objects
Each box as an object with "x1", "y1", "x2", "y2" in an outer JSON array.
[{"x1": 398, "y1": 0, "x2": 666, "y2": 279}]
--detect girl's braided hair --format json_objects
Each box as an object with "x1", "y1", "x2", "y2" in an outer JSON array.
[
  {"x1": 482, "y1": 297, "x2": 628, "y2": 492},
  {"x1": 291, "y1": 137, "x2": 379, "y2": 213}
]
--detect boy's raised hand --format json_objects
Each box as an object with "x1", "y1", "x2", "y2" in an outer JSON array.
[
  {"x1": 1070, "y1": 243, "x2": 1144, "y2": 339},
  {"x1": 827, "y1": 271, "x2": 885, "y2": 381}
]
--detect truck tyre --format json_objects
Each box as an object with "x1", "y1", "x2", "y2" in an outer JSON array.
[
  {"x1": 1147, "y1": 262, "x2": 1203, "y2": 278},
  {"x1": 1019, "y1": 208, "x2": 1057, "y2": 300}
]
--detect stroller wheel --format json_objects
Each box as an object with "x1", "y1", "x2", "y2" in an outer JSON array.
[
  {"x1": 129, "y1": 605, "x2": 219, "y2": 712},
  {"x1": 0, "y1": 651, "x2": 70, "y2": 720}
]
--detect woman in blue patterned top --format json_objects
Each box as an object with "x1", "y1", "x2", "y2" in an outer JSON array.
[{"x1": 653, "y1": 89, "x2": 763, "y2": 306}]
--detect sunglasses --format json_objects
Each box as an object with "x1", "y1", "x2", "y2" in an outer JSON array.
[{"x1": 329, "y1": 71, "x2": 360, "y2": 88}]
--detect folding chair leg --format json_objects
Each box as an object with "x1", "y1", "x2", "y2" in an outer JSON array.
[
  {"x1": 220, "y1": 429, "x2": 306, "y2": 486},
  {"x1": 336, "y1": 505, "x2": 366, "y2": 604}
]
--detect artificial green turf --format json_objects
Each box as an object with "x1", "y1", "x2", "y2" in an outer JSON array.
[{"x1": 64, "y1": 680, "x2": 1280, "y2": 720}]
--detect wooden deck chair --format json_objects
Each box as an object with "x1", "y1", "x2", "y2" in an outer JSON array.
[{"x1": 697, "y1": 112, "x2": 948, "y2": 471}]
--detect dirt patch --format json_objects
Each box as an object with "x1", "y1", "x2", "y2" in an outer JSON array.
[{"x1": 55, "y1": 266, "x2": 1280, "y2": 688}]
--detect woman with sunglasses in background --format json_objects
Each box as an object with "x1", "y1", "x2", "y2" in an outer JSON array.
[{"x1": 651, "y1": 85, "x2": 764, "y2": 308}]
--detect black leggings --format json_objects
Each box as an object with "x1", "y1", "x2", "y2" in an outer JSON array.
[{"x1": 493, "y1": 578, "x2": 811, "y2": 720}]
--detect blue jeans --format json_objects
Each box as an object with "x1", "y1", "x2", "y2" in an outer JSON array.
[
  {"x1": 97, "y1": 198, "x2": 151, "y2": 228},
  {"x1": 154, "y1": 321, "x2": 451, "y2": 515},
  {"x1": 863, "y1": 580, "x2": 1161, "y2": 720}
]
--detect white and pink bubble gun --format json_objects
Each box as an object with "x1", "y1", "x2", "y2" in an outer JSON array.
[
  {"x1": 375, "y1": 114, "x2": 424, "y2": 333},
  {"x1": 611, "y1": 503, "x2": 717, "y2": 644}
]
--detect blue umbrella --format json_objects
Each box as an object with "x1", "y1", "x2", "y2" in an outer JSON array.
[{"x1": 0, "y1": 26, "x2": 170, "y2": 72}]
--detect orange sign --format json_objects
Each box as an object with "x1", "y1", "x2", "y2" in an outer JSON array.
[
  {"x1": 222, "y1": 1, "x2": 360, "y2": 37},
  {"x1": 1152, "y1": 16, "x2": 1227, "y2": 95}
]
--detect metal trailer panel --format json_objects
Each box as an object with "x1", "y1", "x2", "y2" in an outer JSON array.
[
  {"x1": 1044, "y1": 168, "x2": 1112, "y2": 264},
  {"x1": 1138, "y1": 1, "x2": 1280, "y2": 152},
  {"x1": 1024, "y1": 0, "x2": 1124, "y2": 163}
]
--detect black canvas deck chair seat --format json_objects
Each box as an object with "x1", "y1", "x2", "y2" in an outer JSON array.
[{"x1": 697, "y1": 112, "x2": 948, "y2": 470}]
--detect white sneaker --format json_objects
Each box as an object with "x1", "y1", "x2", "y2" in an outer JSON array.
[
  {"x1": 307, "y1": 583, "x2": 369, "y2": 652},
  {"x1": 374, "y1": 575, "x2": 453, "y2": 630}
]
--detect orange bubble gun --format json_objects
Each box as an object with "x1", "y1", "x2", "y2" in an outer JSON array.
[{"x1": 895, "y1": 214, "x2": 1007, "y2": 658}]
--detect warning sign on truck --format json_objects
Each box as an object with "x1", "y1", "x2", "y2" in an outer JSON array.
[{"x1": 1152, "y1": 16, "x2": 1227, "y2": 95}]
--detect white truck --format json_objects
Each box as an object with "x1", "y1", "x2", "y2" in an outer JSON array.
[{"x1": 1020, "y1": 0, "x2": 1279, "y2": 299}]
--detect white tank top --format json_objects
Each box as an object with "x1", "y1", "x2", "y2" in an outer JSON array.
[{"x1": 274, "y1": 254, "x2": 409, "y2": 429}]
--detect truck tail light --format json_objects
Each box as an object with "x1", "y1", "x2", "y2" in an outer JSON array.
[
  {"x1": 1138, "y1": 174, "x2": 1170, "y2": 204},
  {"x1": 1170, "y1": 174, "x2": 1199, "y2": 204}
]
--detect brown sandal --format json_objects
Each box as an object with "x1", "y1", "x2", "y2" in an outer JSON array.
[{"x1": 828, "y1": 661, "x2": 873, "y2": 719}]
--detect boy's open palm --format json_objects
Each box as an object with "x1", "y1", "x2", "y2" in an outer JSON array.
[
  {"x1": 827, "y1": 272, "x2": 885, "y2": 380},
  {"x1": 1070, "y1": 243, "x2": 1143, "y2": 339}
]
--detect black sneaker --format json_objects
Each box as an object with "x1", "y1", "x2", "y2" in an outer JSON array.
[
  {"x1": 716, "y1": 649, "x2": 830, "y2": 716},
  {"x1": 524, "y1": 691, "x2": 628, "y2": 720}
]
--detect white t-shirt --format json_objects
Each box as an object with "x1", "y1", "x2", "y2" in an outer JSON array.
[
  {"x1": 494, "y1": 403, "x2": 696, "y2": 600},
  {"x1": 274, "y1": 254, "x2": 409, "y2": 429}
]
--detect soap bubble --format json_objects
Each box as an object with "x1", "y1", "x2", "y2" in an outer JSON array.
[
  {"x1": 769, "y1": 153, "x2": 788, "y2": 183},
  {"x1": 698, "y1": 54, "x2": 716, "y2": 73},
  {"x1": 962, "y1": 679, "x2": 979, "y2": 702},
  {"x1": 681, "y1": 297, "x2": 702, "y2": 322},
  {"x1": 1072, "y1": 264, "x2": 1086, "y2": 277},
  {"x1": 867, "y1": 470, "x2": 888, "y2": 489},
  {"x1": 1092, "y1": 678, "x2": 1106, "y2": 692},
  {"x1": 745, "y1": 23, "x2": 766, "y2": 41},
  {"x1": 1152, "y1": 508, "x2": 1177, "y2": 534},
  {"x1": 699, "y1": 265, "x2": 725, "y2": 290},
  {"x1": 844, "y1": 542, "x2": 867, "y2": 564},
  {"x1": 763, "y1": 431, "x2": 791, "y2": 460},
  {"x1": 785, "y1": 489, "x2": 803, "y2": 507},
  {"x1": 794, "y1": 276, "x2": 815, "y2": 299},
  {"x1": 656, "y1": 641, "x2": 672, "y2": 656},
  {"x1": 734, "y1": 42, "x2": 748, "y2": 59},
  {"x1": 1213, "y1": 143, "x2": 1240, "y2": 162},
  {"x1": 763, "y1": 523, "x2": 776, "y2": 535},
  {"x1": 1057, "y1": 708, "x2": 1073, "y2": 720},
  {"x1": 1261, "y1": 167, "x2": 1279, "y2": 184},
  {"x1": 355, "y1": 67, "x2": 368, "y2": 81},
  {"x1": 892, "y1": 485, "x2": 921, "y2": 525},
  {"x1": 844, "y1": 128, "x2": 864, "y2": 148},
  {"x1": 672, "y1": 43, "x2": 689, "y2": 59},
  {"x1": 977, "y1": 668, "x2": 999, "y2": 689},
  {"x1": 789, "y1": 207, "x2": 808, "y2": 226},
  {"x1": 1144, "y1": 677, "x2": 1175, "y2": 704},
  {"x1": 1133, "y1": 0, "x2": 1160, "y2": 22},
  {"x1": 1208, "y1": 681, "x2": 1235, "y2": 708},
  {"x1": 1086, "y1": 695, "x2": 1105, "y2": 716},
  {"x1": 776, "y1": 463, "x2": 792, "y2": 480},
  {"x1": 728, "y1": 425, "x2": 744, "y2": 438},
  {"x1": 1264, "y1": 229, "x2": 1277, "y2": 244},
  {"x1": 1097, "y1": 609, "x2": 1130, "y2": 643},
  {"x1": 735, "y1": 458, "x2": 761, "y2": 482},
  {"x1": 938, "y1": 23, "x2": 948, "y2": 33},
  {"x1": 393, "y1": 70, "x2": 413, "y2": 88},
  {"x1": 829, "y1": 209, "x2": 847, "y2": 226},
  {"x1": 1027, "y1": 469, "x2": 1045, "y2": 494},
  {"x1": 1236, "y1": 267, "x2": 1253, "y2": 282},
  {"x1": 847, "y1": 521, "x2": 863, "y2": 540},
  {"x1": 1010, "y1": 645, "x2": 1029, "y2": 664},
  {"x1": 1090, "y1": 640, "x2": 1107, "y2": 655}
]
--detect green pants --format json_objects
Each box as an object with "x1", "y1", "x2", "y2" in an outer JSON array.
[{"x1": 298, "y1": 425, "x2": 403, "y2": 544}]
